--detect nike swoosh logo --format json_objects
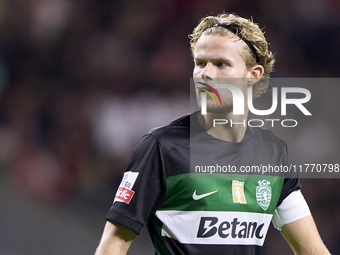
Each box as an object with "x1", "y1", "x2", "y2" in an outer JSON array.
[{"x1": 192, "y1": 190, "x2": 218, "y2": 200}]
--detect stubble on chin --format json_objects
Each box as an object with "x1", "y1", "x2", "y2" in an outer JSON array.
[{"x1": 196, "y1": 96, "x2": 233, "y2": 114}]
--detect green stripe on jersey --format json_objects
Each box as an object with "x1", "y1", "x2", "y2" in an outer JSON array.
[{"x1": 158, "y1": 173, "x2": 284, "y2": 214}]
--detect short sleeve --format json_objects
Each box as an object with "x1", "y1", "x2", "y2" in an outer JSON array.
[{"x1": 106, "y1": 134, "x2": 166, "y2": 234}]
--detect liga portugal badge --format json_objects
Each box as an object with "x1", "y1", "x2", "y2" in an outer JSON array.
[
  {"x1": 114, "y1": 171, "x2": 139, "y2": 204},
  {"x1": 232, "y1": 180, "x2": 247, "y2": 204},
  {"x1": 256, "y1": 180, "x2": 272, "y2": 210}
]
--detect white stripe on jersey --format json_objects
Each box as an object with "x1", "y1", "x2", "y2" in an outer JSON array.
[{"x1": 155, "y1": 210, "x2": 272, "y2": 246}]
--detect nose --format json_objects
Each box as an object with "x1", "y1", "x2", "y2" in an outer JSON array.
[
  {"x1": 201, "y1": 63, "x2": 213, "y2": 80},
  {"x1": 201, "y1": 73, "x2": 208, "y2": 80}
]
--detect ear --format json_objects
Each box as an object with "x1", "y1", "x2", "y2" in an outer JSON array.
[{"x1": 247, "y1": 65, "x2": 264, "y2": 86}]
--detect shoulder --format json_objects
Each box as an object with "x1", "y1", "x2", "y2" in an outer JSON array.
[
  {"x1": 148, "y1": 113, "x2": 191, "y2": 140},
  {"x1": 135, "y1": 113, "x2": 191, "y2": 154}
]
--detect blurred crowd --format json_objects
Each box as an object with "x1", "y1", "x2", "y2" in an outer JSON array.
[{"x1": 0, "y1": 0, "x2": 340, "y2": 254}]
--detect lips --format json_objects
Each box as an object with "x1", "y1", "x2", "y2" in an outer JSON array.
[
  {"x1": 198, "y1": 86, "x2": 213, "y2": 92},
  {"x1": 196, "y1": 82, "x2": 223, "y2": 106}
]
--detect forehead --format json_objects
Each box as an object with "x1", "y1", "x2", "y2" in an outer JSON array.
[{"x1": 194, "y1": 33, "x2": 246, "y2": 61}]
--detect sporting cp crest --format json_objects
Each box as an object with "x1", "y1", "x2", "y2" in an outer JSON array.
[{"x1": 256, "y1": 180, "x2": 272, "y2": 210}]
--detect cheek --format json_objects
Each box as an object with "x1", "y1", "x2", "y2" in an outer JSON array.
[{"x1": 193, "y1": 66, "x2": 201, "y2": 78}]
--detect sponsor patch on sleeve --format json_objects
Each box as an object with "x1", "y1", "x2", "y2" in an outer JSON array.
[{"x1": 114, "y1": 171, "x2": 139, "y2": 204}]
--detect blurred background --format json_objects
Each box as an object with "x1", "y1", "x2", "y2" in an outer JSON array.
[{"x1": 0, "y1": 0, "x2": 339, "y2": 254}]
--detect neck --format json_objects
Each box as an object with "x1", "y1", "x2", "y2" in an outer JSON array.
[{"x1": 197, "y1": 111, "x2": 249, "y2": 142}]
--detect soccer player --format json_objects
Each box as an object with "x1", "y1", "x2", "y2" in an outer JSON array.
[{"x1": 95, "y1": 13, "x2": 331, "y2": 255}]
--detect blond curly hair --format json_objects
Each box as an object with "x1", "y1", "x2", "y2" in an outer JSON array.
[{"x1": 189, "y1": 13, "x2": 275, "y2": 98}]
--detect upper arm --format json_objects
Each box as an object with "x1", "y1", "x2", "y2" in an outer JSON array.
[
  {"x1": 272, "y1": 190, "x2": 331, "y2": 254},
  {"x1": 281, "y1": 215, "x2": 331, "y2": 255},
  {"x1": 95, "y1": 221, "x2": 137, "y2": 255},
  {"x1": 97, "y1": 135, "x2": 165, "y2": 254}
]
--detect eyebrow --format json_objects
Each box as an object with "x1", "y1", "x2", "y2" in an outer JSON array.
[
  {"x1": 194, "y1": 57, "x2": 232, "y2": 64},
  {"x1": 214, "y1": 58, "x2": 231, "y2": 63}
]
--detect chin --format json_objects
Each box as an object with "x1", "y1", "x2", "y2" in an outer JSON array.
[
  {"x1": 196, "y1": 96, "x2": 232, "y2": 114},
  {"x1": 206, "y1": 107, "x2": 230, "y2": 114},
  {"x1": 201, "y1": 104, "x2": 232, "y2": 114}
]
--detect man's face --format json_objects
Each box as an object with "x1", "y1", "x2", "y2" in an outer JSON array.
[{"x1": 193, "y1": 33, "x2": 252, "y2": 113}]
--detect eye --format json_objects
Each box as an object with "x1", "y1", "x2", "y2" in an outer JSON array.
[
  {"x1": 217, "y1": 62, "x2": 226, "y2": 68},
  {"x1": 195, "y1": 60, "x2": 206, "y2": 67}
]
